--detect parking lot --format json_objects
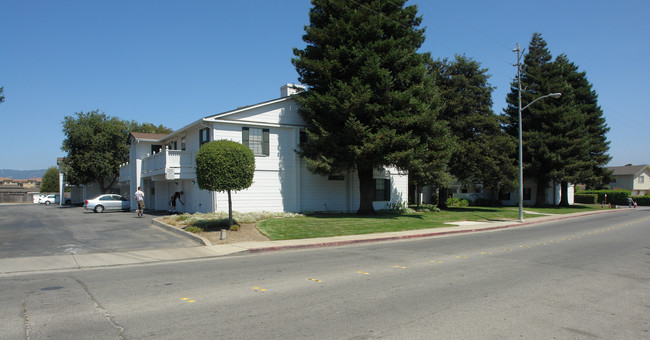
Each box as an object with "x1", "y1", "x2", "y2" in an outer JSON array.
[{"x1": 0, "y1": 204, "x2": 198, "y2": 259}]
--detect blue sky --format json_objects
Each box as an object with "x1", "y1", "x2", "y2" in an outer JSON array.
[{"x1": 1, "y1": 0, "x2": 648, "y2": 170}]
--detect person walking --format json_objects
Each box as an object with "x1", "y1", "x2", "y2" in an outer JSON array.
[
  {"x1": 134, "y1": 186, "x2": 145, "y2": 217},
  {"x1": 169, "y1": 191, "x2": 184, "y2": 214}
]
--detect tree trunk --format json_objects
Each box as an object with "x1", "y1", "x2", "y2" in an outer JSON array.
[
  {"x1": 227, "y1": 189, "x2": 233, "y2": 227},
  {"x1": 415, "y1": 186, "x2": 421, "y2": 211},
  {"x1": 356, "y1": 164, "x2": 376, "y2": 215},
  {"x1": 558, "y1": 181, "x2": 570, "y2": 207},
  {"x1": 437, "y1": 187, "x2": 448, "y2": 209},
  {"x1": 535, "y1": 179, "x2": 547, "y2": 207}
]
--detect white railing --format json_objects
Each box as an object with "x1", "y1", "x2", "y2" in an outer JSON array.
[
  {"x1": 141, "y1": 149, "x2": 195, "y2": 178},
  {"x1": 119, "y1": 162, "x2": 130, "y2": 181}
]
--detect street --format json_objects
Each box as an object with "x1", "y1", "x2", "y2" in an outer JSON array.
[{"x1": 1, "y1": 209, "x2": 649, "y2": 339}]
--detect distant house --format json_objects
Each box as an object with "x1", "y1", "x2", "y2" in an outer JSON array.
[
  {"x1": 606, "y1": 164, "x2": 650, "y2": 196},
  {"x1": 118, "y1": 84, "x2": 408, "y2": 214}
]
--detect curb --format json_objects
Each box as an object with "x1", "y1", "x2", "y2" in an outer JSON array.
[
  {"x1": 247, "y1": 208, "x2": 628, "y2": 254},
  {"x1": 151, "y1": 218, "x2": 212, "y2": 246}
]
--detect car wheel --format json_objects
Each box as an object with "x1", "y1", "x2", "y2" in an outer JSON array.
[
  {"x1": 94, "y1": 205, "x2": 104, "y2": 213},
  {"x1": 45, "y1": 201, "x2": 51, "y2": 206}
]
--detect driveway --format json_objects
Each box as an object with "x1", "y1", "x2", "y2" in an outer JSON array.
[{"x1": 0, "y1": 204, "x2": 198, "y2": 259}]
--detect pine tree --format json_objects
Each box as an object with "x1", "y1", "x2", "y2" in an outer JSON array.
[
  {"x1": 431, "y1": 55, "x2": 516, "y2": 205},
  {"x1": 504, "y1": 33, "x2": 610, "y2": 206},
  {"x1": 292, "y1": 0, "x2": 451, "y2": 214}
]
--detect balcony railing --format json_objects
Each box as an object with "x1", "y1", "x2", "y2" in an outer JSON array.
[{"x1": 143, "y1": 149, "x2": 195, "y2": 179}]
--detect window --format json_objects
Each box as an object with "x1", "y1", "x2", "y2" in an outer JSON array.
[
  {"x1": 242, "y1": 127, "x2": 269, "y2": 156},
  {"x1": 199, "y1": 128, "x2": 210, "y2": 146},
  {"x1": 373, "y1": 179, "x2": 391, "y2": 201},
  {"x1": 498, "y1": 191, "x2": 511, "y2": 201},
  {"x1": 639, "y1": 175, "x2": 645, "y2": 184},
  {"x1": 181, "y1": 137, "x2": 186, "y2": 151},
  {"x1": 168, "y1": 141, "x2": 177, "y2": 150},
  {"x1": 523, "y1": 188, "x2": 532, "y2": 200}
]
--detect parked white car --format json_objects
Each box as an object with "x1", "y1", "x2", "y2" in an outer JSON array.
[
  {"x1": 84, "y1": 194, "x2": 131, "y2": 213},
  {"x1": 38, "y1": 194, "x2": 59, "y2": 205}
]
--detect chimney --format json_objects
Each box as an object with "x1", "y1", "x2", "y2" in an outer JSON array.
[{"x1": 280, "y1": 83, "x2": 306, "y2": 97}]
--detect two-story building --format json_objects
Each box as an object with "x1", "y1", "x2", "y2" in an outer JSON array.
[
  {"x1": 119, "y1": 84, "x2": 408, "y2": 214},
  {"x1": 607, "y1": 164, "x2": 650, "y2": 196}
]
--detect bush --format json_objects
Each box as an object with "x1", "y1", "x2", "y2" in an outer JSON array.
[
  {"x1": 579, "y1": 190, "x2": 630, "y2": 205},
  {"x1": 632, "y1": 195, "x2": 650, "y2": 206},
  {"x1": 574, "y1": 194, "x2": 598, "y2": 204},
  {"x1": 408, "y1": 204, "x2": 440, "y2": 212},
  {"x1": 446, "y1": 197, "x2": 469, "y2": 208}
]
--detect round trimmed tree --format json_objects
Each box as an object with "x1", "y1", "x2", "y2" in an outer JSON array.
[{"x1": 195, "y1": 140, "x2": 255, "y2": 227}]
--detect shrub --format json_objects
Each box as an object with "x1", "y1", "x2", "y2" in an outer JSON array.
[
  {"x1": 632, "y1": 196, "x2": 650, "y2": 206},
  {"x1": 574, "y1": 194, "x2": 598, "y2": 204},
  {"x1": 184, "y1": 226, "x2": 203, "y2": 233},
  {"x1": 579, "y1": 190, "x2": 630, "y2": 205},
  {"x1": 446, "y1": 197, "x2": 469, "y2": 208}
]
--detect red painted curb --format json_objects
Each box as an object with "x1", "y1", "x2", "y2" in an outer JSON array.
[{"x1": 247, "y1": 208, "x2": 627, "y2": 254}]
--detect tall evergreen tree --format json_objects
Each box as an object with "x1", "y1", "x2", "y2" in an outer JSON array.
[
  {"x1": 431, "y1": 55, "x2": 516, "y2": 206},
  {"x1": 292, "y1": 0, "x2": 451, "y2": 214},
  {"x1": 504, "y1": 33, "x2": 610, "y2": 206}
]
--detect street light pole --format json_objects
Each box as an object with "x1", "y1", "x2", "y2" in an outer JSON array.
[{"x1": 514, "y1": 43, "x2": 561, "y2": 222}]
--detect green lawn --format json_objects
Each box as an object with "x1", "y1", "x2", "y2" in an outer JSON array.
[{"x1": 257, "y1": 205, "x2": 604, "y2": 240}]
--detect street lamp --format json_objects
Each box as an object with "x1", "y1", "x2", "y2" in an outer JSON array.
[{"x1": 514, "y1": 43, "x2": 561, "y2": 222}]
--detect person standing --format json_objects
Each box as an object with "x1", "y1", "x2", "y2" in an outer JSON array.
[
  {"x1": 134, "y1": 186, "x2": 145, "y2": 217},
  {"x1": 169, "y1": 191, "x2": 184, "y2": 214}
]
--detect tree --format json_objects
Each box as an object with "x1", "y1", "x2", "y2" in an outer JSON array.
[
  {"x1": 126, "y1": 121, "x2": 173, "y2": 135},
  {"x1": 430, "y1": 55, "x2": 517, "y2": 207},
  {"x1": 504, "y1": 33, "x2": 610, "y2": 206},
  {"x1": 292, "y1": 0, "x2": 451, "y2": 214},
  {"x1": 195, "y1": 140, "x2": 255, "y2": 227},
  {"x1": 40, "y1": 166, "x2": 60, "y2": 193},
  {"x1": 61, "y1": 110, "x2": 172, "y2": 193},
  {"x1": 0, "y1": 86, "x2": 4, "y2": 103}
]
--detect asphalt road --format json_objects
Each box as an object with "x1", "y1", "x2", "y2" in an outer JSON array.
[
  {"x1": 1, "y1": 208, "x2": 649, "y2": 339},
  {"x1": 0, "y1": 204, "x2": 198, "y2": 258}
]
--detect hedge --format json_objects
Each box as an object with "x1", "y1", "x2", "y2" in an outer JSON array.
[
  {"x1": 579, "y1": 190, "x2": 630, "y2": 205},
  {"x1": 632, "y1": 195, "x2": 650, "y2": 206},
  {"x1": 574, "y1": 194, "x2": 598, "y2": 204}
]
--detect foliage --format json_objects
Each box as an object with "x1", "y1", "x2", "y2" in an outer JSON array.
[
  {"x1": 503, "y1": 33, "x2": 610, "y2": 206},
  {"x1": 40, "y1": 166, "x2": 60, "y2": 193},
  {"x1": 195, "y1": 140, "x2": 255, "y2": 226},
  {"x1": 61, "y1": 110, "x2": 172, "y2": 193},
  {"x1": 125, "y1": 121, "x2": 173, "y2": 134},
  {"x1": 430, "y1": 55, "x2": 517, "y2": 195},
  {"x1": 168, "y1": 211, "x2": 303, "y2": 227},
  {"x1": 0, "y1": 86, "x2": 4, "y2": 103},
  {"x1": 195, "y1": 140, "x2": 255, "y2": 192},
  {"x1": 386, "y1": 201, "x2": 414, "y2": 213},
  {"x1": 408, "y1": 204, "x2": 440, "y2": 212},
  {"x1": 579, "y1": 190, "x2": 630, "y2": 205},
  {"x1": 445, "y1": 197, "x2": 470, "y2": 208},
  {"x1": 185, "y1": 226, "x2": 203, "y2": 234},
  {"x1": 292, "y1": 0, "x2": 451, "y2": 214},
  {"x1": 574, "y1": 194, "x2": 598, "y2": 204},
  {"x1": 632, "y1": 196, "x2": 650, "y2": 206},
  {"x1": 61, "y1": 111, "x2": 129, "y2": 193}
]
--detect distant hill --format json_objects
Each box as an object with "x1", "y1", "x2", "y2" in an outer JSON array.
[{"x1": 0, "y1": 169, "x2": 47, "y2": 179}]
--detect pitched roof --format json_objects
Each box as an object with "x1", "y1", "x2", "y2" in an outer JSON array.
[
  {"x1": 606, "y1": 164, "x2": 649, "y2": 176},
  {"x1": 129, "y1": 132, "x2": 168, "y2": 141}
]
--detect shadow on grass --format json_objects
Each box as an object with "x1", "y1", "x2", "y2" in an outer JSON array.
[{"x1": 307, "y1": 212, "x2": 425, "y2": 220}]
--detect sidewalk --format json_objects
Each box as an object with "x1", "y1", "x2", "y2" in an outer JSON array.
[{"x1": 0, "y1": 208, "x2": 629, "y2": 275}]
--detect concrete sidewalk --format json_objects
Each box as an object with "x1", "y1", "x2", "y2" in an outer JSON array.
[{"x1": 0, "y1": 208, "x2": 630, "y2": 275}]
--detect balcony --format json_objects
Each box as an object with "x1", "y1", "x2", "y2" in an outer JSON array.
[{"x1": 142, "y1": 149, "x2": 196, "y2": 180}]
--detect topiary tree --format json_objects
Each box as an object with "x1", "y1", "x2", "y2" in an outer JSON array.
[{"x1": 195, "y1": 140, "x2": 255, "y2": 227}]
